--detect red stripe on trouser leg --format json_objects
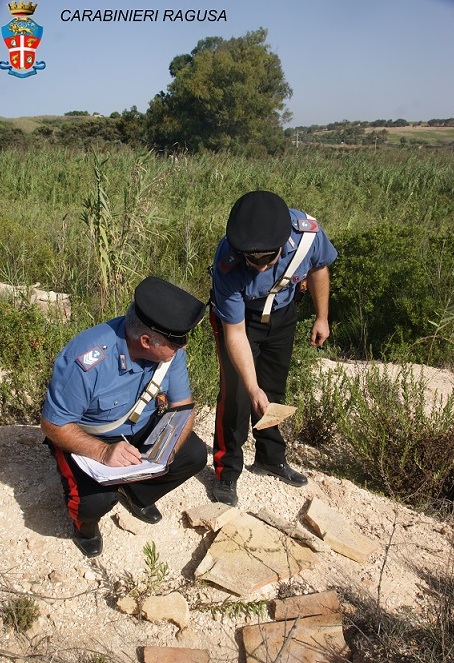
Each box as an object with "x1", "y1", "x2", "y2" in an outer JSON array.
[
  {"x1": 53, "y1": 446, "x2": 83, "y2": 530},
  {"x1": 210, "y1": 309, "x2": 228, "y2": 479}
]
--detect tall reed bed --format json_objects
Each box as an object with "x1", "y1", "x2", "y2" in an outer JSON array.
[{"x1": 0, "y1": 144, "x2": 452, "y2": 355}]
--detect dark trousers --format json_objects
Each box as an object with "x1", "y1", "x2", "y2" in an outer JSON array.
[
  {"x1": 210, "y1": 301, "x2": 297, "y2": 482},
  {"x1": 49, "y1": 432, "x2": 207, "y2": 538}
]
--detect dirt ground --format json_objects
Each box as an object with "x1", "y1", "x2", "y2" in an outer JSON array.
[{"x1": 0, "y1": 361, "x2": 453, "y2": 663}]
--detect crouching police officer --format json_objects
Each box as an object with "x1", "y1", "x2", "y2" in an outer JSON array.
[
  {"x1": 41, "y1": 276, "x2": 207, "y2": 557},
  {"x1": 210, "y1": 191, "x2": 338, "y2": 506}
]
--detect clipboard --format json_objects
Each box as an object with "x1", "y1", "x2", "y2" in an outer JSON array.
[{"x1": 71, "y1": 404, "x2": 194, "y2": 485}]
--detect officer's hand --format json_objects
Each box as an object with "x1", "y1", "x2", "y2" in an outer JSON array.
[
  {"x1": 310, "y1": 319, "x2": 330, "y2": 347},
  {"x1": 99, "y1": 441, "x2": 142, "y2": 467},
  {"x1": 249, "y1": 387, "x2": 270, "y2": 418}
]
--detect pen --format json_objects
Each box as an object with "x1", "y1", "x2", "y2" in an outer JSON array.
[{"x1": 121, "y1": 434, "x2": 144, "y2": 458}]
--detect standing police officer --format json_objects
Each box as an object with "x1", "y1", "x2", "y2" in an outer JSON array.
[
  {"x1": 41, "y1": 276, "x2": 207, "y2": 557},
  {"x1": 210, "y1": 191, "x2": 337, "y2": 506}
]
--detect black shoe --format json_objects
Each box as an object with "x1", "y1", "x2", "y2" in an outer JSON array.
[
  {"x1": 212, "y1": 479, "x2": 238, "y2": 507},
  {"x1": 117, "y1": 486, "x2": 162, "y2": 524},
  {"x1": 251, "y1": 461, "x2": 308, "y2": 487},
  {"x1": 72, "y1": 524, "x2": 103, "y2": 558}
]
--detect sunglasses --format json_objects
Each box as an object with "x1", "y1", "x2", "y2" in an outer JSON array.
[{"x1": 243, "y1": 249, "x2": 280, "y2": 266}]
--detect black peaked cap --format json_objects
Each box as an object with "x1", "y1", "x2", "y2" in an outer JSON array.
[
  {"x1": 226, "y1": 190, "x2": 291, "y2": 252},
  {"x1": 134, "y1": 276, "x2": 206, "y2": 345}
]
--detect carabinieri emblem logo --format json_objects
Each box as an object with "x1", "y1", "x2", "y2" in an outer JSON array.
[{"x1": 1, "y1": 1, "x2": 46, "y2": 78}]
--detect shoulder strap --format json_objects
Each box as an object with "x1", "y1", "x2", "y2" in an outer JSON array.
[
  {"x1": 78, "y1": 358, "x2": 173, "y2": 435},
  {"x1": 261, "y1": 232, "x2": 316, "y2": 324}
]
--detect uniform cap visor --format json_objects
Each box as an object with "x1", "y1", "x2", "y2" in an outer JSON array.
[{"x1": 134, "y1": 277, "x2": 206, "y2": 343}]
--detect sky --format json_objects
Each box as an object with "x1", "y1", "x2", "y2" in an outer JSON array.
[{"x1": 0, "y1": 0, "x2": 453, "y2": 127}]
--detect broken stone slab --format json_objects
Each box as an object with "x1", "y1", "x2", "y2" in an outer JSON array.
[
  {"x1": 303, "y1": 497, "x2": 380, "y2": 563},
  {"x1": 143, "y1": 646, "x2": 210, "y2": 663},
  {"x1": 255, "y1": 508, "x2": 331, "y2": 552},
  {"x1": 195, "y1": 510, "x2": 317, "y2": 596},
  {"x1": 185, "y1": 502, "x2": 239, "y2": 531},
  {"x1": 141, "y1": 592, "x2": 190, "y2": 629},
  {"x1": 242, "y1": 614, "x2": 350, "y2": 663},
  {"x1": 271, "y1": 590, "x2": 341, "y2": 621}
]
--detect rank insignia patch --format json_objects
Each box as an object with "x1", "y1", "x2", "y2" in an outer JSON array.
[
  {"x1": 219, "y1": 253, "x2": 240, "y2": 273},
  {"x1": 297, "y1": 217, "x2": 319, "y2": 232},
  {"x1": 77, "y1": 345, "x2": 107, "y2": 371}
]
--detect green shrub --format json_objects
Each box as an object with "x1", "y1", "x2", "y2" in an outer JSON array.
[
  {"x1": 0, "y1": 298, "x2": 79, "y2": 424},
  {"x1": 0, "y1": 216, "x2": 57, "y2": 285},
  {"x1": 329, "y1": 223, "x2": 454, "y2": 365},
  {"x1": 332, "y1": 364, "x2": 453, "y2": 506},
  {"x1": 2, "y1": 596, "x2": 40, "y2": 633},
  {"x1": 287, "y1": 355, "x2": 453, "y2": 508}
]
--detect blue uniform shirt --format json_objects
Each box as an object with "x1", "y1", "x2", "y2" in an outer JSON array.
[
  {"x1": 212, "y1": 208, "x2": 338, "y2": 325},
  {"x1": 42, "y1": 316, "x2": 191, "y2": 439}
]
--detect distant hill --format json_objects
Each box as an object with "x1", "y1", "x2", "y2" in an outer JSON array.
[
  {"x1": 369, "y1": 125, "x2": 454, "y2": 145},
  {"x1": 288, "y1": 120, "x2": 454, "y2": 147},
  {"x1": 2, "y1": 115, "x2": 454, "y2": 149}
]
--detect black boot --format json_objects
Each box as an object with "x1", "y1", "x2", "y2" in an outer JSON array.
[
  {"x1": 251, "y1": 461, "x2": 308, "y2": 486},
  {"x1": 212, "y1": 479, "x2": 238, "y2": 506},
  {"x1": 72, "y1": 523, "x2": 103, "y2": 558},
  {"x1": 117, "y1": 486, "x2": 162, "y2": 524}
]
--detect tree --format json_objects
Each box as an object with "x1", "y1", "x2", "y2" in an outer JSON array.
[
  {"x1": 145, "y1": 28, "x2": 292, "y2": 154},
  {"x1": 117, "y1": 106, "x2": 147, "y2": 146},
  {"x1": 64, "y1": 110, "x2": 89, "y2": 116}
]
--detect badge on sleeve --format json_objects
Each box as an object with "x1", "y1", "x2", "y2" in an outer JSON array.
[
  {"x1": 297, "y1": 216, "x2": 319, "y2": 233},
  {"x1": 76, "y1": 345, "x2": 107, "y2": 371},
  {"x1": 218, "y1": 252, "x2": 240, "y2": 273}
]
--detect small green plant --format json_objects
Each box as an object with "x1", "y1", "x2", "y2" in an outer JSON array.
[
  {"x1": 2, "y1": 596, "x2": 40, "y2": 633},
  {"x1": 142, "y1": 541, "x2": 170, "y2": 591},
  {"x1": 198, "y1": 597, "x2": 269, "y2": 621},
  {"x1": 88, "y1": 655, "x2": 111, "y2": 663},
  {"x1": 120, "y1": 541, "x2": 169, "y2": 613}
]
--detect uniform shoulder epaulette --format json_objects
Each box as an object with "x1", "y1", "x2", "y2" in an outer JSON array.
[
  {"x1": 290, "y1": 209, "x2": 320, "y2": 233},
  {"x1": 76, "y1": 345, "x2": 107, "y2": 371},
  {"x1": 217, "y1": 251, "x2": 241, "y2": 274}
]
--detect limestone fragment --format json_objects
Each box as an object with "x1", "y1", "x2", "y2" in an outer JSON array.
[
  {"x1": 141, "y1": 592, "x2": 190, "y2": 628},
  {"x1": 195, "y1": 511, "x2": 317, "y2": 595},
  {"x1": 303, "y1": 497, "x2": 380, "y2": 563}
]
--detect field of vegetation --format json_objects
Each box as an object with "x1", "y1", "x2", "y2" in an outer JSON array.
[
  {"x1": 0, "y1": 140, "x2": 452, "y2": 662},
  {"x1": 0, "y1": 142, "x2": 453, "y2": 505}
]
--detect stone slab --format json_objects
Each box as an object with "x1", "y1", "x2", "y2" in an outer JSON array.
[
  {"x1": 141, "y1": 592, "x2": 189, "y2": 628},
  {"x1": 243, "y1": 615, "x2": 350, "y2": 663},
  {"x1": 185, "y1": 502, "x2": 238, "y2": 531},
  {"x1": 303, "y1": 497, "x2": 380, "y2": 563},
  {"x1": 255, "y1": 508, "x2": 330, "y2": 552},
  {"x1": 195, "y1": 510, "x2": 317, "y2": 596},
  {"x1": 143, "y1": 646, "x2": 210, "y2": 663},
  {"x1": 271, "y1": 590, "x2": 341, "y2": 621}
]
